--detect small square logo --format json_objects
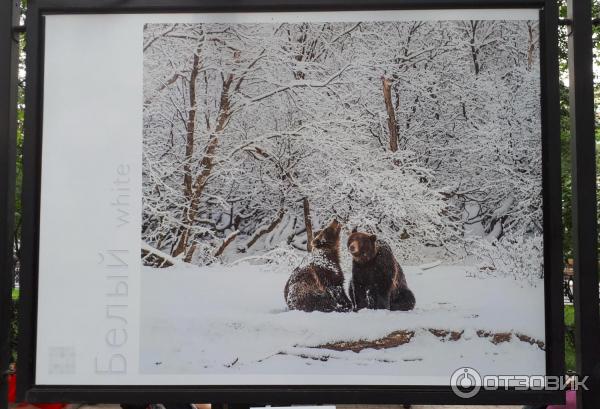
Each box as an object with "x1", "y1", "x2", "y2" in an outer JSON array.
[{"x1": 48, "y1": 347, "x2": 76, "y2": 375}]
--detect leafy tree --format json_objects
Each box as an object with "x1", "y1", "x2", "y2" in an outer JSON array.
[{"x1": 558, "y1": 0, "x2": 600, "y2": 261}]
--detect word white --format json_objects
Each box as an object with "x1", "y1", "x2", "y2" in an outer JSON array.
[{"x1": 111, "y1": 164, "x2": 131, "y2": 228}]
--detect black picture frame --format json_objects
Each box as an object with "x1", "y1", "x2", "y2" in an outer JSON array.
[{"x1": 17, "y1": 0, "x2": 565, "y2": 405}]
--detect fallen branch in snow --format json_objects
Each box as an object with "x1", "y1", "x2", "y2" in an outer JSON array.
[
  {"x1": 270, "y1": 350, "x2": 423, "y2": 364},
  {"x1": 278, "y1": 352, "x2": 332, "y2": 362},
  {"x1": 515, "y1": 333, "x2": 546, "y2": 350},
  {"x1": 477, "y1": 330, "x2": 512, "y2": 345},
  {"x1": 477, "y1": 330, "x2": 545, "y2": 350},
  {"x1": 315, "y1": 330, "x2": 415, "y2": 353},
  {"x1": 419, "y1": 260, "x2": 443, "y2": 270},
  {"x1": 303, "y1": 328, "x2": 544, "y2": 353},
  {"x1": 141, "y1": 241, "x2": 184, "y2": 268},
  {"x1": 428, "y1": 328, "x2": 464, "y2": 341},
  {"x1": 224, "y1": 357, "x2": 239, "y2": 368}
]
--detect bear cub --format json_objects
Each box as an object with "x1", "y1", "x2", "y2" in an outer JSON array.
[
  {"x1": 347, "y1": 229, "x2": 415, "y2": 311},
  {"x1": 284, "y1": 219, "x2": 352, "y2": 312}
]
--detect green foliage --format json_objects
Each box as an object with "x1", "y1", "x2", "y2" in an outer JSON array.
[
  {"x1": 557, "y1": 0, "x2": 600, "y2": 261},
  {"x1": 564, "y1": 305, "x2": 576, "y2": 372},
  {"x1": 14, "y1": 3, "x2": 26, "y2": 262},
  {"x1": 564, "y1": 304, "x2": 574, "y2": 325},
  {"x1": 557, "y1": 0, "x2": 600, "y2": 371},
  {"x1": 8, "y1": 0, "x2": 27, "y2": 368},
  {"x1": 560, "y1": 82, "x2": 573, "y2": 259}
]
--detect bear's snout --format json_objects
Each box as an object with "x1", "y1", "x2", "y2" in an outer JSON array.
[{"x1": 348, "y1": 242, "x2": 360, "y2": 255}]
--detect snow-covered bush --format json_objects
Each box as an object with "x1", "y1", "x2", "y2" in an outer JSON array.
[{"x1": 469, "y1": 232, "x2": 544, "y2": 284}]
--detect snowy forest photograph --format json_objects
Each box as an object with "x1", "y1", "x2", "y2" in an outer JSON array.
[{"x1": 140, "y1": 15, "x2": 547, "y2": 383}]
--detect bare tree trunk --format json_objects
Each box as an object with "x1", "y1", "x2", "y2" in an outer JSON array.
[
  {"x1": 303, "y1": 197, "x2": 314, "y2": 252},
  {"x1": 527, "y1": 22, "x2": 535, "y2": 70},
  {"x1": 183, "y1": 242, "x2": 197, "y2": 263},
  {"x1": 172, "y1": 69, "x2": 235, "y2": 259},
  {"x1": 172, "y1": 49, "x2": 201, "y2": 258},
  {"x1": 245, "y1": 208, "x2": 285, "y2": 250},
  {"x1": 469, "y1": 21, "x2": 480, "y2": 75},
  {"x1": 382, "y1": 77, "x2": 399, "y2": 152}
]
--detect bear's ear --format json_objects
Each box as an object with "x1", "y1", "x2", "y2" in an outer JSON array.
[
  {"x1": 330, "y1": 219, "x2": 340, "y2": 230},
  {"x1": 370, "y1": 234, "x2": 377, "y2": 242},
  {"x1": 351, "y1": 227, "x2": 358, "y2": 233}
]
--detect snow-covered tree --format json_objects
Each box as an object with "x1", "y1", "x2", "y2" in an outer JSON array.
[{"x1": 142, "y1": 19, "x2": 542, "y2": 277}]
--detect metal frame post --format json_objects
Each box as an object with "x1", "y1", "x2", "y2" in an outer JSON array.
[
  {"x1": 567, "y1": 0, "x2": 600, "y2": 408},
  {"x1": 0, "y1": 0, "x2": 21, "y2": 409},
  {"x1": 542, "y1": 0, "x2": 566, "y2": 383}
]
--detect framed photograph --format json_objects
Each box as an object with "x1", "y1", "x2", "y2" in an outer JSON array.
[{"x1": 18, "y1": 0, "x2": 564, "y2": 404}]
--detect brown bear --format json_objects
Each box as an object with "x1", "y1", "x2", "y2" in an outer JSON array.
[
  {"x1": 284, "y1": 219, "x2": 351, "y2": 312},
  {"x1": 347, "y1": 229, "x2": 415, "y2": 311}
]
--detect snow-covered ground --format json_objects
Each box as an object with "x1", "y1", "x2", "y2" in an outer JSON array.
[{"x1": 139, "y1": 261, "x2": 546, "y2": 384}]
